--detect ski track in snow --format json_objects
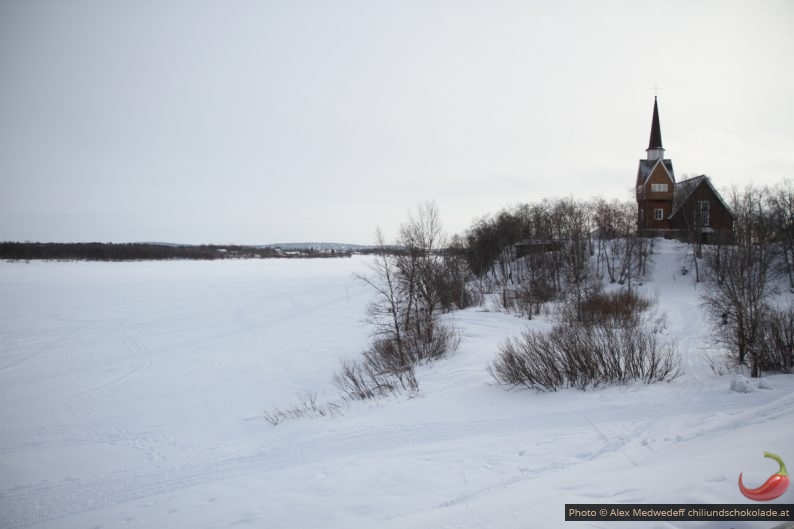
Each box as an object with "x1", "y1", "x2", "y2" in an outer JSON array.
[
  {"x1": 3, "y1": 382, "x2": 790, "y2": 528},
  {"x1": 0, "y1": 334, "x2": 153, "y2": 417},
  {"x1": 0, "y1": 412, "x2": 697, "y2": 528}
]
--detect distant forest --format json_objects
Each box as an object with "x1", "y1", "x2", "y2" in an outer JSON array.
[{"x1": 0, "y1": 242, "x2": 352, "y2": 261}]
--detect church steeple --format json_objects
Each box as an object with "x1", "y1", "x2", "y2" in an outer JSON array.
[{"x1": 646, "y1": 96, "x2": 665, "y2": 160}]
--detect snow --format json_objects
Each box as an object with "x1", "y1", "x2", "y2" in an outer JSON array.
[
  {"x1": 1, "y1": 241, "x2": 793, "y2": 529},
  {"x1": 731, "y1": 376, "x2": 755, "y2": 393}
]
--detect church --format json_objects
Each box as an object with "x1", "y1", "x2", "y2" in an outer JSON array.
[{"x1": 635, "y1": 98, "x2": 734, "y2": 242}]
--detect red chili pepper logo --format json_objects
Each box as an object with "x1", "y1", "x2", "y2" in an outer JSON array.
[{"x1": 738, "y1": 452, "x2": 790, "y2": 501}]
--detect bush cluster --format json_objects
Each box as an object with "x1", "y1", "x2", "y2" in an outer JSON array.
[
  {"x1": 490, "y1": 322, "x2": 680, "y2": 391},
  {"x1": 334, "y1": 322, "x2": 460, "y2": 401},
  {"x1": 570, "y1": 288, "x2": 653, "y2": 327},
  {"x1": 490, "y1": 289, "x2": 680, "y2": 391}
]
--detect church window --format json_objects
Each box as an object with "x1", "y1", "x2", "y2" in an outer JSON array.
[
  {"x1": 651, "y1": 183, "x2": 668, "y2": 192},
  {"x1": 696, "y1": 201, "x2": 710, "y2": 226},
  {"x1": 654, "y1": 208, "x2": 664, "y2": 220}
]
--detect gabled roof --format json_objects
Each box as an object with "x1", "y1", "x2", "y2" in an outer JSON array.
[
  {"x1": 647, "y1": 96, "x2": 663, "y2": 150},
  {"x1": 638, "y1": 158, "x2": 675, "y2": 184},
  {"x1": 669, "y1": 174, "x2": 734, "y2": 219}
]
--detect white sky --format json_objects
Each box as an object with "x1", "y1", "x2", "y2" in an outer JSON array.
[{"x1": 1, "y1": 0, "x2": 792, "y2": 245}]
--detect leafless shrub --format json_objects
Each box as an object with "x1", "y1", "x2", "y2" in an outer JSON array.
[
  {"x1": 333, "y1": 357, "x2": 418, "y2": 401},
  {"x1": 501, "y1": 281, "x2": 557, "y2": 319},
  {"x1": 333, "y1": 359, "x2": 391, "y2": 400},
  {"x1": 489, "y1": 323, "x2": 681, "y2": 392},
  {"x1": 649, "y1": 312, "x2": 668, "y2": 335},
  {"x1": 756, "y1": 304, "x2": 794, "y2": 374},
  {"x1": 263, "y1": 392, "x2": 344, "y2": 426},
  {"x1": 402, "y1": 320, "x2": 461, "y2": 364},
  {"x1": 558, "y1": 286, "x2": 653, "y2": 328},
  {"x1": 334, "y1": 320, "x2": 459, "y2": 401},
  {"x1": 502, "y1": 285, "x2": 533, "y2": 318},
  {"x1": 701, "y1": 348, "x2": 741, "y2": 376},
  {"x1": 582, "y1": 289, "x2": 652, "y2": 327},
  {"x1": 489, "y1": 329, "x2": 565, "y2": 391}
]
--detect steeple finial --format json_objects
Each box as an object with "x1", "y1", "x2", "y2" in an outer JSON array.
[{"x1": 646, "y1": 97, "x2": 665, "y2": 160}]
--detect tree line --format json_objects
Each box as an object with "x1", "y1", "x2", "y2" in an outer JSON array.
[
  {"x1": 463, "y1": 197, "x2": 652, "y2": 320},
  {"x1": 0, "y1": 242, "x2": 352, "y2": 261}
]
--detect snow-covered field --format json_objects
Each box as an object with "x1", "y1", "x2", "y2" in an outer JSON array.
[{"x1": 1, "y1": 242, "x2": 793, "y2": 529}]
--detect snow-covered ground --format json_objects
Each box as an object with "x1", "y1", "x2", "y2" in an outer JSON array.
[{"x1": 1, "y1": 241, "x2": 792, "y2": 529}]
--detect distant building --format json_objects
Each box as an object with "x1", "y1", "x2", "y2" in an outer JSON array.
[{"x1": 635, "y1": 98, "x2": 734, "y2": 242}]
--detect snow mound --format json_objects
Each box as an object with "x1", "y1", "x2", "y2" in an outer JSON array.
[
  {"x1": 730, "y1": 375, "x2": 755, "y2": 393},
  {"x1": 730, "y1": 376, "x2": 774, "y2": 392}
]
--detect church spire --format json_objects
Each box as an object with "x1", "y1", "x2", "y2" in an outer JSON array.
[{"x1": 646, "y1": 96, "x2": 665, "y2": 160}]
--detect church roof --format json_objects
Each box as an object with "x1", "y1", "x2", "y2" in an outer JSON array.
[
  {"x1": 648, "y1": 96, "x2": 663, "y2": 150},
  {"x1": 669, "y1": 174, "x2": 734, "y2": 219}
]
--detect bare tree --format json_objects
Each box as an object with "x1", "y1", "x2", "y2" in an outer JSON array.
[
  {"x1": 439, "y1": 234, "x2": 477, "y2": 311},
  {"x1": 348, "y1": 203, "x2": 460, "y2": 397},
  {"x1": 550, "y1": 199, "x2": 592, "y2": 320},
  {"x1": 767, "y1": 179, "x2": 794, "y2": 289},
  {"x1": 355, "y1": 228, "x2": 408, "y2": 365},
  {"x1": 701, "y1": 185, "x2": 778, "y2": 377},
  {"x1": 593, "y1": 200, "x2": 648, "y2": 289},
  {"x1": 396, "y1": 201, "x2": 446, "y2": 345}
]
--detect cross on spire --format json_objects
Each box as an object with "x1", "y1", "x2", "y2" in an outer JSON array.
[{"x1": 652, "y1": 84, "x2": 661, "y2": 97}]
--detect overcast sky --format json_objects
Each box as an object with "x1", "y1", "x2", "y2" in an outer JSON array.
[{"x1": 1, "y1": 1, "x2": 792, "y2": 245}]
